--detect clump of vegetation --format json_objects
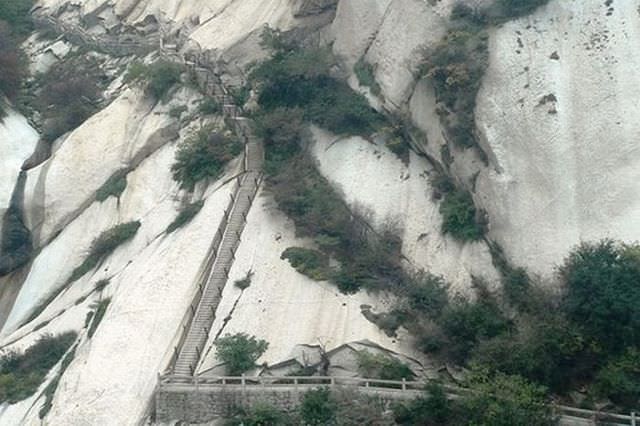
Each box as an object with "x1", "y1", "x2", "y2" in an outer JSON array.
[
  {"x1": 39, "y1": 344, "x2": 76, "y2": 419},
  {"x1": 560, "y1": 240, "x2": 640, "y2": 354},
  {"x1": 169, "y1": 105, "x2": 187, "y2": 119},
  {"x1": 439, "y1": 189, "x2": 484, "y2": 241},
  {"x1": 0, "y1": 0, "x2": 34, "y2": 36},
  {"x1": 36, "y1": 56, "x2": 103, "y2": 143},
  {"x1": 299, "y1": 388, "x2": 337, "y2": 426},
  {"x1": 95, "y1": 171, "x2": 127, "y2": 202},
  {"x1": 215, "y1": 333, "x2": 269, "y2": 376},
  {"x1": 595, "y1": 348, "x2": 640, "y2": 409},
  {"x1": 251, "y1": 28, "x2": 383, "y2": 136},
  {"x1": 354, "y1": 57, "x2": 381, "y2": 96},
  {"x1": 171, "y1": 125, "x2": 242, "y2": 191},
  {"x1": 94, "y1": 279, "x2": 110, "y2": 292},
  {"x1": 87, "y1": 299, "x2": 110, "y2": 338},
  {"x1": 125, "y1": 60, "x2": 183, "y2": 100},
  {"x1": 281, "y1": 247, "x2": 330, "y2": 281},
  {"x1": 68, "y1": 221, "x2": 141, "y2": 283},
  {"x1": 356, "y1": 351, "x2": 415, "y2": 381},
  {"x1": 0, "y1": 21, "x2": 27, "y2": 105},
  {"x1": 165, "y1": 200, "x2": 204, "y2": 233},
  {"x1": 0, "y1": 332, "x2": 76, "y2": 404},
  {"x1": 234, "y1": 270, "x2": 253, "y2": 290},
  {"x1": 225, "y1": 402, "x2": 294, "y2": 426},
  {"x1": 198, "y1": 97, "x2": 220, "y2": 115},
  {"x1": 0, "y1": 205, "x2": 32, "y2": 276},
  {"x1": 422, "y1": 24, "x2": 488, "y2": 149},
  {"x1": 253, "y1": 107, "x2": 304, "y2": 176}
]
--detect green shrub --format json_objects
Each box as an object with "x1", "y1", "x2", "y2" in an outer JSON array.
[
  {"x1": 439, "y1": 189, "x2": 484, "y2": 241},
  {"x1": 94, "y1": 279, "x2": 110, "y2": 292},
  {"x1": 394, "y1": 382, "x2": 452, "y2": 425},
  {"x1": 234, "y1": 270, "x2": 253, "y2": 290},
  {"x1": 95, "y1": 172, "x2": 127, "y2": 202},
  {"x1": 125, "y1": 60, "x2": 183, "y2": 100},
  {"x1": 252, "y1": 40, "x2": 382, "y2": 136},
  {"x1": 281, "y1": 247, "x2": 330, "y2": 280},
  {"x1": 405, "y1": 272, "x2": 449, "y2": 319},
  {"x1": 0, "y1": 21, "x2": 27, "y2": 101},
  {"x1": 198, "y1": 97, "x2": 220, "y2": 115},
  {"x1": 356, "y1": 351, "x2": 414, "y2": 381},
  {"x1": 560, "y1": 240, "x2": 640, "y2": 353},
  {"x1": 492, "y1": 0, "x2": 551, "y2": 21},
  {"x1": 36, "y1": 56, "x2": 103, "y2": 143},
  {"x1": 229, "y1": 85, "x2": 250, "y2": 107},
  {"x1": 171, "y1": 125, "x2": 242, "y2": 190},
  {"x1": 460, "y1": 367, "x2": 554, "y2": 426},
  {"x1": 595, "y1": 348, "x2": 640, "y2": 409},
  {"x1": 354, "y1": 58, "x2": 381, "y2": 96},
  {"x1": 299, "y1": 388, "x2": 337, "y2": 425},
  {"x1": 166, "y1": 201, "x2": 204, "y2": 233},
  {"x1": 0, "y1": 0, "x2": 34, "y2": 36},
  {"x1": 39, "y1": 344, "x2": 76, "y2": 419},
  {"x1": 215, "y1": 333, "x2": 269, "y2": 375},
  {"x1": 68, "y1": 221, "x2": 141, "y2": 283},
  {"x1": 253, "y1": 107, "x2": 304, "y2": 176},
  {"x1": 87, "y1": 299, "x2": 110, "y2": 338},
  {"x1": 0, "y1": 205, "x2": 32, "y2": 276},
  {"x1": 471, "y1": 314, "x2": 592, "y2": 392},
  {"x1": 440, "y1": 298, "x2": 511, "y2": 362},
  {"x1": 0, "y1": 332, "x2": 76, "y2": 404},
  {"x1": 225, "y1": 402, "x2": 293, "y2": 426},
  {"x1": 169, "y1": 105, "x2": 187, "y2": 119}
]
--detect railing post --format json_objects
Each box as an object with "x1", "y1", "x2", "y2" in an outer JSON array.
[
  {"x1": 242, "y1": 374, "x2": 247, "y2": 404},
  {"x1": 402, "y1": 378, "x2": 406, "y2": 391},
  {"x1": 632, "y1": 412, "x2": 636, "y2": 426}
]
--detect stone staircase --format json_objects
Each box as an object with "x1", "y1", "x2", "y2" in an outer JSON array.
[{"x1": 172, "y1": 75, "x2": 264, "y2": 375}]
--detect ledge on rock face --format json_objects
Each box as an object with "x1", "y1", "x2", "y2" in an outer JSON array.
[{"x1": 292, "y1": 0, "x2": 338, "y2": 17}]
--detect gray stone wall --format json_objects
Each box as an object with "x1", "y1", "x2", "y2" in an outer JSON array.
[{"x1": 155, "y1": 384, "x2": 419, "y2": 423}]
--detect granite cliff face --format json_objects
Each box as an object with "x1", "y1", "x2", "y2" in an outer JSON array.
[{"x1": 1, "y1": 0, "x2": 639, "y2": 423}]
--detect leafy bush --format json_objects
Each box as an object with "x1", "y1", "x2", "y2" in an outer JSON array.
[
  {"x1": 166, "y1": 201, "x2": 204, "y2": 233},
  {"x1": 0, "y1": 21, "x2": 26, "y2": 101},
  {"x1": 560, "y1": 240, "x2": 640, "y2": 354},
  {"x1": 439, "y1": 189, "x2": 484, "y2": 241},
  {"x1": 169, "y1": 105, "x2": 187, "y2": 119},
  {"x1": 87, "y1": 299, "x2": 110, "y2": 338},
  {"x1": 354, "y1": 58, "x2": 381, "y2": 96},
  {"x1": 37, "y1": 58, "x2": 102, "y2": 143},
  {"x1": 281, "y1": 247, "x2": 329, "y2": 281},
  {"x1": 405, "y1": 272, "x2": 449, "y2": 319},
  {"x1": 39, "y1": 344, "x2": 76, "y2": 419},
  {"x1": 439, "y1": 298, "x2": 511, "y2": 362},
  {"x1": 492, "y1": 0, "x2": 551, "y2": 21},
  {"x1": 68, "y1": 221, "x2": 141, "y2": 283},
  {"x1": 460, "y1": 368, "x2": 554, "y2": 426},
  {"x1": 394, "y1": 382, "x2": 452, "y2": 425},
  {"x1": 356, "y1": 351, "x2": 414, "y2": 381},
  {"x1": 253, "y1": 107, "x2": 304, "y2": 176},
  {"x1": 595, "y1": 348, "x2": 640, "y2": 408},
  {"x1": 299, "y1": 388, "x2": 337, "y2": 425},
  {"x1": 234, "y1": 270, "x2": 253, "y2": 290},
  {"x1": 95, "y1": 172, "x2": 127, "y2": 202},
  {"x1": 0, "y1": 205, "x2": 32, "y2": 276},
  {"x1": 125, "y1": 60, "x2": 183, "y2": 100},
  {"x1": 215, "y1": 333, "x2": 269, "y2": 375},
  {"x1": 0, "y1": 332, "x2": 76, "y2": 404},
  {"x1": 171, "y1": 125, "x2": 242, "y2": 190},
  {"x1": 225, "y1": 402, "x2": 293, "y2": 426},
  {"x1": 0, "y1": 0, "x2": 34, "y2": 36},
  {"x1": 252, "y1": 37, "x2": 382, "y2": 136},
  {"x1": 198, "y1": 97, "x2": 220, "y2": 115}
]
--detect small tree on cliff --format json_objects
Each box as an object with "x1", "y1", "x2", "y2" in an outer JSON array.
[{"x1": 215, "y1": 333, "x2": 269, "y2": 375}]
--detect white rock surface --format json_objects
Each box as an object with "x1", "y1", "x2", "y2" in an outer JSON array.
[
  {"x1": 309, "y1": 127, "x2": 500, "y2": 294},
  {"x1": 475, "y1": 0, "x2": 640, "y2": 278},
  {"x1": 22, "y1": 88, "x2": 187, "y2": 247},
  {"x1": 198, "y1": 188, "x2": 425, "y2": 374},
  {"x1": 0, "y1": 110, "x2": 38, "y2": 217}
]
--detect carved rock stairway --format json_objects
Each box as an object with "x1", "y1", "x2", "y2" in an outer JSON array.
[{"x1": 173, "y1": 118, "x2": 263, "y2": 376}]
